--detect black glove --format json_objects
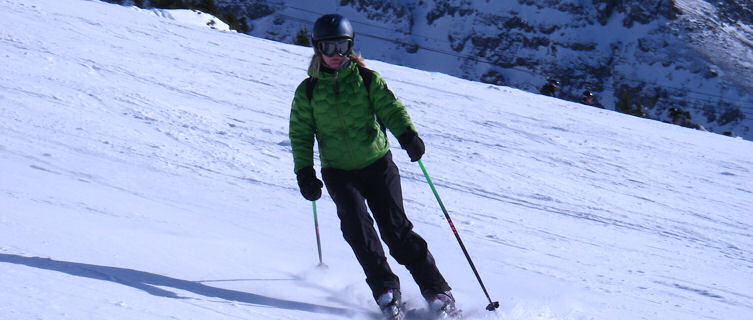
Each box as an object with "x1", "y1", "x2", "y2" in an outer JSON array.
[
  {"x1": 397, "y1": 128, "x2": 425, "y2": 162},
  {"x1": 296, "y1": 166, "x2": 323, "y2": 201}
]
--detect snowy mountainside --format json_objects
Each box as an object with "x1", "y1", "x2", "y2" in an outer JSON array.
[
  {"x1": 2, "y1": 1, "x2": 753, "y2": 320},
  {"x1": 217, "y1": 0, "x2": 753, "y2": 139},
  {"x1": 154, "y1": 8, "x2": 231, "y2": 31}
]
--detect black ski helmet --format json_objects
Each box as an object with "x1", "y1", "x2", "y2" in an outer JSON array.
[{"x1": 312, "y1": 14, "x2": 354, "y2": 43}]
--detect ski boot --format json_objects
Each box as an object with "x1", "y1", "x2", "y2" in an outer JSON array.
[
  {"x1": 426, "y1": 291, "x2": 460, "y2": 319},
  {"x1": 376, "y1": 289, "x2": 405, "y2": 320}
]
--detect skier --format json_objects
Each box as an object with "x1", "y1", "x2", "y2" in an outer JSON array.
[
  {"x1": 579, "y1": 90, "x2": 605, "y2": 109},
  {"x1": 539, "y1": 78, "x2": 559, "y2": 97},
  {"x1": 580, "y1": 90, "x2": 593, "y2": 105},
  {"x1": 288, "y1": 14, "x2": 457, "y2": 320}
]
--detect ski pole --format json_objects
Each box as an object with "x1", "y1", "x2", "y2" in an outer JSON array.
[
  {"x1": 418, "y1": 160, "x2": 500, "y2": 311},
  {"x1": 312, "y1": 201, "x2": 326, "y2": 268}
]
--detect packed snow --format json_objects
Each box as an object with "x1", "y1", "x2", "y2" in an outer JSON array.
[
  {"x1": 152, "y1": 8, "x2": 231, "y2": 32},
  {"x1": 1, "y1": 1, "x2": 752, "y2": 319}
]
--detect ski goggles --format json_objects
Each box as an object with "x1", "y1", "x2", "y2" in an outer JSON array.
[{"x1": 317, "y1": 38, "x2": 353, "y2": 57}]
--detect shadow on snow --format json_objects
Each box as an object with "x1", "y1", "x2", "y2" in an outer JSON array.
[{"x1": 0, "y1": 253, "x2": 355, "y2": 317}]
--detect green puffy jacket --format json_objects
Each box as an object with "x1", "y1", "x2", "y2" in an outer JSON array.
[{"x1": 289, "y1": 62, "x2": 415, "y2": 173}]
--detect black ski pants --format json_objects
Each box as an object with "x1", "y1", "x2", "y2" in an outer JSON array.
[{"x1": 321, "y1": 151, "x2": 450, "y2": 300}]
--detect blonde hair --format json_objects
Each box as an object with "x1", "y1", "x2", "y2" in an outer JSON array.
[{"x1": 309, "y1": 52, "x2": 366, "y2": 79}]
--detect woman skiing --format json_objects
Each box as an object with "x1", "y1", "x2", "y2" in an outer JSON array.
[{"x1": 288, "y1": 13, "x2": 457, "y2": 320}]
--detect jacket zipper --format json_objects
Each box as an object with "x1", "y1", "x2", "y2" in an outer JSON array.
[{"x1": 332, "y1": 70, "x2": 356, "y2": 164}]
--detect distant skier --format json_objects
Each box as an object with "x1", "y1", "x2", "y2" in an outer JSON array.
[
  {"x1": 540, "y1": 78, "x2": 559, "y2": 97},
  {"x1": 581, "y1": 90, "x2": 593, "y2": 105},
  {"x1": 580, "y1": 90, "x2": 605, "y2": 109},
  {"x1": 288, "y1": 14, "x2": 457, "y2": 320},
  {"x1": 668, "y1": 107, "x2": 706, "y2": 131}
]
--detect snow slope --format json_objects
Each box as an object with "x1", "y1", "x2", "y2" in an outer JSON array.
[{"x1": 1, "y1": 1, "x2": 752, "y2": 319}]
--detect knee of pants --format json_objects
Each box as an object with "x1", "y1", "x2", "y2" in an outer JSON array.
[
  {"x1": 339, "y1": 214, "x2": 376, "y2": 242},
  {"x1": 387, "y1": 233, "x2": 428, "y2": 265}
]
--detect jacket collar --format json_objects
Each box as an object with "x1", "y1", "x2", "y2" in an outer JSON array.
[{"x1": 312, "y1": 59, "x2": 356, "y2": 81}]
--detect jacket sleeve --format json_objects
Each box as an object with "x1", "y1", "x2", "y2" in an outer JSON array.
[
  {"x1": 369, "y1": 71, "x2": 415, "y2": 138},
  {"x1": 289, "y1": 80, "x2": 316, "y2": 174}
]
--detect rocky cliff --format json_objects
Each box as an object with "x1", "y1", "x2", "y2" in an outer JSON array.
[{"x1": 219, "y1": 0, "x2": 753, "y2": 139}]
